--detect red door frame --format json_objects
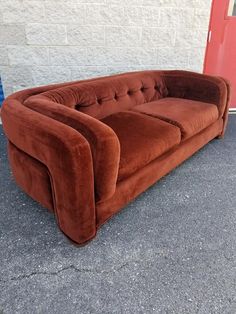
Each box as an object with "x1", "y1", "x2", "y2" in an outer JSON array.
[
  {"x1": 203, "y1": 0, "x2": 228, "y2": 73},
  {"x1": 203, "y1": 0, "x2": 236, "y2": 111}
]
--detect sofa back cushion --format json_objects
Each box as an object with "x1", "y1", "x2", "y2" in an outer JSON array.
[{"x1": 37, "y1": 71, "x2": 168, "y2": 119}]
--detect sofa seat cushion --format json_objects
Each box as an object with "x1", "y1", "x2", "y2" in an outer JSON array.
[
  {"x1": 101, "y1": 111, "x2": 181, "y2": 181},
  {"x1": 132, "y1": 97, "x2": 219, "y2": 140}
]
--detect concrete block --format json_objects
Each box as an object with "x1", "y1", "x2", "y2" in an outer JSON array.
[
  {"x1": 0, "y1": 47, "x2": 8, "y2": 65},
  {"x1": 86, "y1": 5, "x2": 124, "y2": 25},
  {"x1": 0, "y1": 25, "x2": 26, "y2": 45},
  {"x1": 2, "y1": 0, "x2": 45, "y2": 23},
  {"x1": 67, "y1": 25, "x2": 105, "y2": 46},
  {"x1": 26, "y1": 24, "x2": 67, "y2": 45},
  {"x1": 49, "y1": 47, "x2": 87, "y2": 66},
  {"x1": 105, "y1": 26, "x2": 141, "y2": 47},
  {"x1": 45, "y1": 1, "x2": 85, "y2": 24},
  {"x1": 32, "y1": 66, "x2": 71, "y2": 85},
  {"x1": 142, "y1": 27, "x2": 175, "y2": 48},
  {"x1": 71, "y1": 66, "x2": 107, "y2": 80},
  {"x1": 8, "y1": 46, "x2": 49, "y2": 65}
]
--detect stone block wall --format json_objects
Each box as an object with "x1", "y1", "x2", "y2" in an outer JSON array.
[{"x1": 0, "y1": 0, "x2": 212, "y2": 96}]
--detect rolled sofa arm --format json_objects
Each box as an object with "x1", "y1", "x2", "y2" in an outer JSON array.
[
  {"x1": 161, "y1": 70, "x2": 231, "y2": 118},
  {"x1": 24, "y1": 95, "x2": 121, "y2": 202},
  {"x1": 2, "y1": 98, "x2": 96, "y2": 244}
]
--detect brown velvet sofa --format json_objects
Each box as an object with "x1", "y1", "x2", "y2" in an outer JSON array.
[{"x1": 1, "y1": 70, "x2": 231, "y2": 245}]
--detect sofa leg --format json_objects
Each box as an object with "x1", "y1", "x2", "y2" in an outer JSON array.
[{"x1": 66, "y1": 232, "x2": 97, "y2": 247}]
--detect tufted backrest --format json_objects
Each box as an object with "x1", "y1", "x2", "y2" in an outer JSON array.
[{"x1": 38, "y1": 71, "x2": 168, "y2": 119}]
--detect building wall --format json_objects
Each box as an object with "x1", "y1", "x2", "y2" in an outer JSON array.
[{"x1": 0, "y1": 0, "x2": 212, "y2": 96}]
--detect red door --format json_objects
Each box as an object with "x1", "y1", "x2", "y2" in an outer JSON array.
[{"x1": 204, "y1": 0, "x2": 236, "y2": 109}]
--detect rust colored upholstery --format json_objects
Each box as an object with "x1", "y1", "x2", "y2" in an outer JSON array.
[
  {"x1": 24, "y1": 96, "x2": 120, "y2": 202},
  {"x1": 8, "y1": 141, "x2": 54, "y2": 211},
  {"x1": 132, "y1": 98, "x2": 219, "y2": 140},
  {"x1": 2, "y1": 99, "x2": 96, "y2": 244},
  {"x1": 102, "y1": 111, "x2": 181, "y2": 181},
  {"x1": 1, "y1": 70, "x2": 231, "y2": 245},
  {"x1": 96, "y1": 119, "x2": 223, "y2": 225},
  {"x1": 33, "y1": 71, "x2": 167, "y2": 119}
]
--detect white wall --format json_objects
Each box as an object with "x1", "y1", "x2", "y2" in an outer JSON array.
[{"x1": 0, "y1": 0, "x2": 212, "y2": 96}]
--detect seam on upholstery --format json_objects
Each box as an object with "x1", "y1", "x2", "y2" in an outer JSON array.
[
  {"x1": 137, "y1": 112, "x2": 186, "y2": 138},
  {"x1": 96, "y1": 118, "x2": 223, "y2": 213},
  {"x1": 47, "y1": 169, "x2": 57, "y2": 214}
]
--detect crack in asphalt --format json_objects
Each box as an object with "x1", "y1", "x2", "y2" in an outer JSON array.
[
  {"x1": 1, "y1": 250, "x2": 234, "y2": 284},
  {"x1": 0, "y1": 260, "x2": 143, "y2": 284}
]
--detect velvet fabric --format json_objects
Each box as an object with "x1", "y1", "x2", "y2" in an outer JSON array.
[
  {"x1": 102, "y1": 111, "x2": 181, "y2": 181},
  {"x1": 24, "y1": 96, "x2": 120, "y2": 202},
  {"x1": 132, "y1": 98, "x2": 219, "y2": 140},
  {"x1": 161, "y1": 71, "x2": 229, "y2": 117},
  {"x1": 2, "y1": 99, "x2": 96, "y2": 244},
  {"x1": 34, "y1": 71, "x2": 168, "y2": 119},
  {"x1": 96, "y1": 119, "x2": 223, "y2": 226},
  {"x1": 1, "y1": 70, "x2": 231, "y2": 245},
  {"x1": 8, "y1": 141, "x2": 54, "y2": 211}
]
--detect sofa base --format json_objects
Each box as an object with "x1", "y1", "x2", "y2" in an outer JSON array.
[
  {"x1": 6, "y1": 118, "x2": 223, "y2": 243},
  {"x1": 96, "y1": 118, "x2": 223, "y2": 227}
]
